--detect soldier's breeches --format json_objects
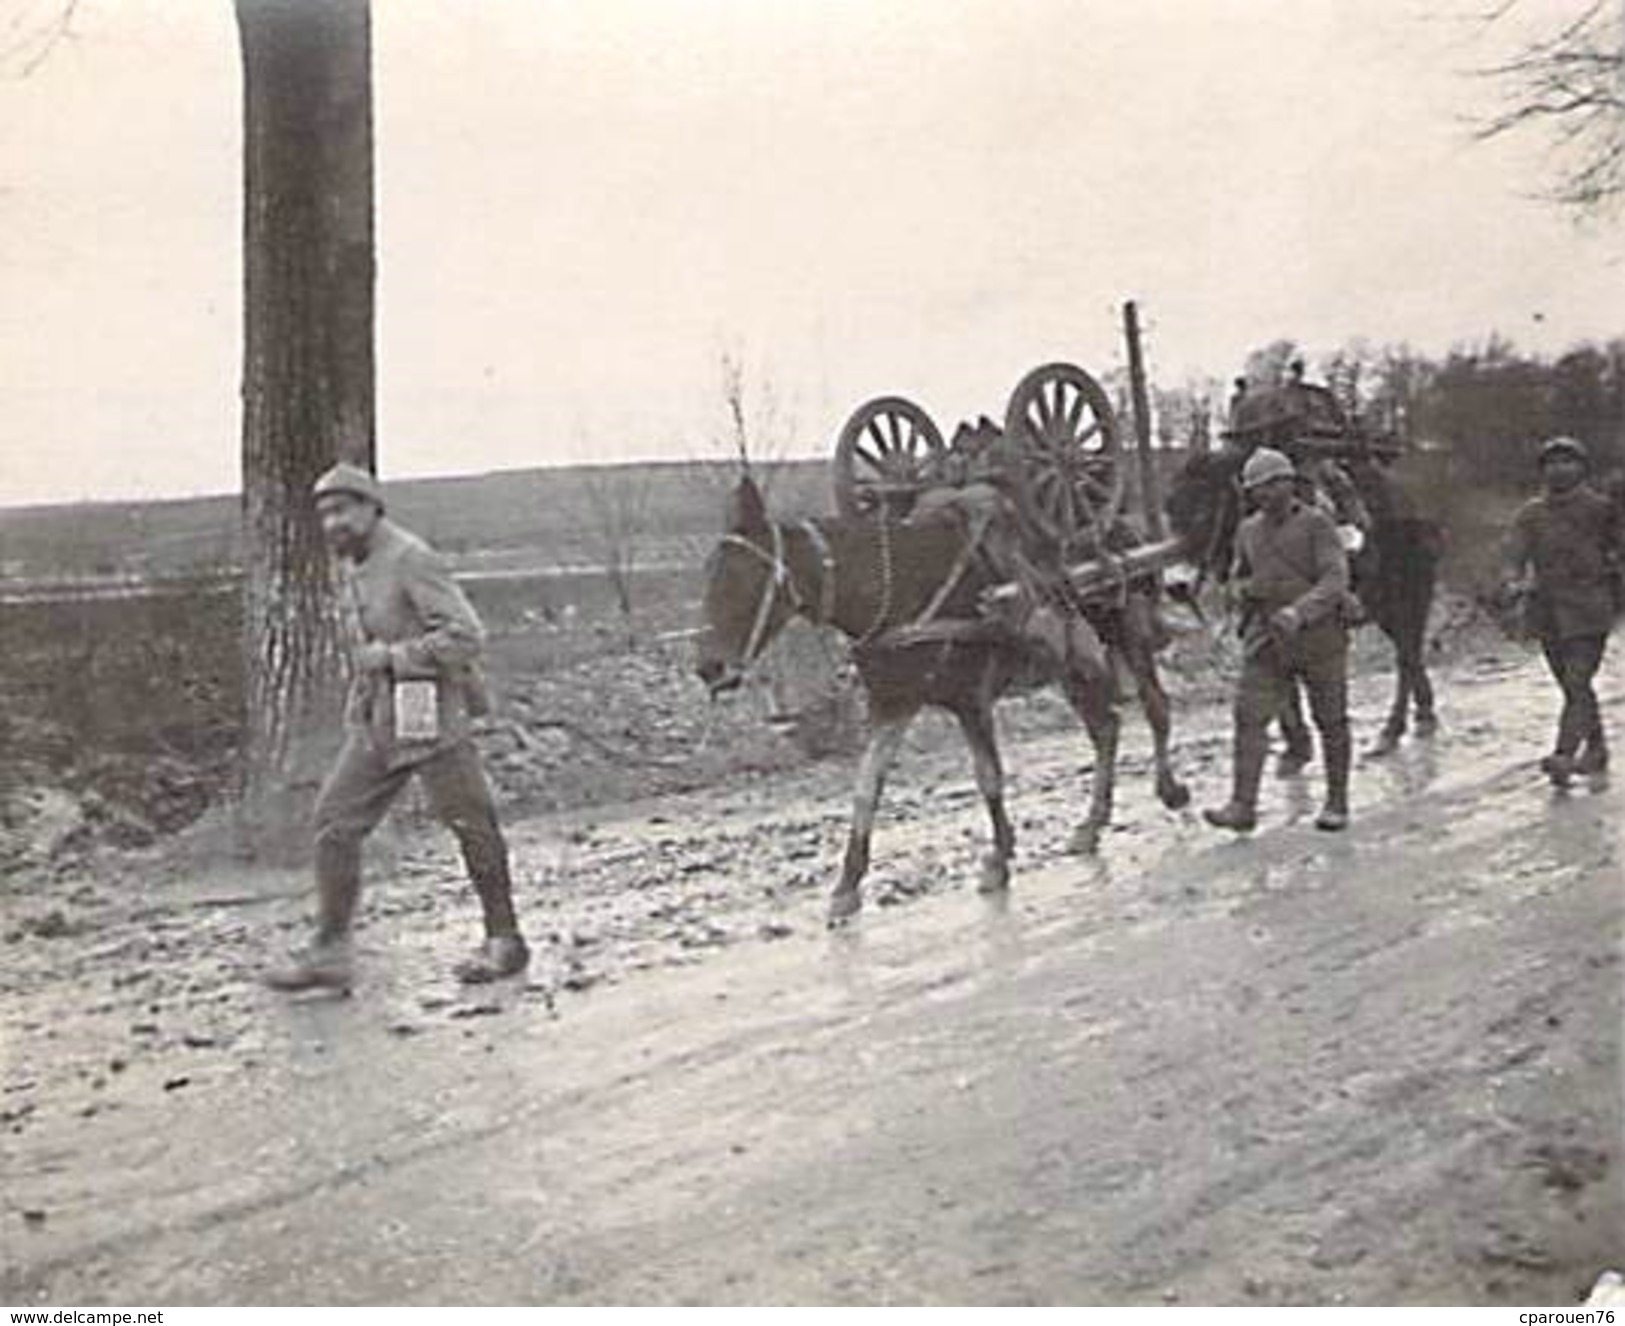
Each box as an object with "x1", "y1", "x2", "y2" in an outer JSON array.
[
  {"x1": 312, "y1": 735, "x2": 519, "y2": 942},
  {"x1": 1232, "y1": 637, "x2": 1351, "y2": 810},
  {"x1": 1235, "y1": 643, "x2": 1349, "y2": 741},
  {"x1": 418, "y1": 746, "x2": 519, "y2": 938},
  {"x1": 1540, "y1": 634, "x2": 1608, "y2": 756}
]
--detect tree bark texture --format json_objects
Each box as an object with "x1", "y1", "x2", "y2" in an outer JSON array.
[{"x1": 235, "y1": 0, "x2": 374, "y2": 859}]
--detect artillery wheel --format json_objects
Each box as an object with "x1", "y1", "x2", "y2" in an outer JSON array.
[
  {"x1": 1003, "y1": 362, "x2": 1123, "y2": 555},
  {"x1": 833, "y1": 396, "x2": 948, "y2": 519}
]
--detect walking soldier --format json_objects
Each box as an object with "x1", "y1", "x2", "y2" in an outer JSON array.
[
  {"x1": 1504, "y1": 436, "x2": 1621, "y2": 786},
  {"x1": 265, "y1": 463, "x2": 530, "y2": 992},
  {"x1": 1205, "y1": 447, "x2": 1355, "y2": 833}
]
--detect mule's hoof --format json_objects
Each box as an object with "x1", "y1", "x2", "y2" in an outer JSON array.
[
  {"x1": 1414, "y1": 715, "x2": 1439, "y2": 739},
  {"x1": 827, "y1": 890, "x2": 862, "y2": 928},
  {"x1": 1276, "y1": 751, "x2": 1312, "y2": 778},
  {"x1": 1202, "y1": 804, "x2": 1258, "y2": 833},
  {"x1": 1159, "y1": 779, "x2": 1192, "y2": 810},
  {"x1": 1314, "y1": 805, "x2": 1350, "y2": 832},
  {"x1": 978, "y1": 857, "x2": 1011, "y2": 895},
  {"x1": 454, "y1": 935, "x2": 530, "y2": 985},
  {"x1": 1366, "y1": 733, "x2": 1401, "y2": 759},
  {"x1": 1066, "y1": 825, "x2": 1102, "y2": 856}
]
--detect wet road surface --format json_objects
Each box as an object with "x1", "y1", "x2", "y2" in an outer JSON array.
[{"x1": 3, "y1": 647, "x2": 1621, "y2": 1304}]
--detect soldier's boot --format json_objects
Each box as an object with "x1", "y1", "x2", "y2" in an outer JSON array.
[
  {"x1": 1540, "y1": 752, "x2": 1577, "y2": 786},
  {"x1": 266, "y1": 837, "x2": 360, "y2": 993},
  {"x1": 1575, "y1": 716, "x2": 1610, "y2": 775},
  {"x1": 1315, "y1": 727, "x2": 1352, "y2": 832},
  {"x1": 1204, "y1": 725, "x2": 1268, "y2": 833}
]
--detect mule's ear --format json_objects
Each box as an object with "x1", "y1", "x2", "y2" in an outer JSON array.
[{"x1": 725, "y1": 475, "x2": 769, "y2": 534}]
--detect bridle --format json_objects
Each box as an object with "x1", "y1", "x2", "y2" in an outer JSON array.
[{"x1": 718, "y1": 518, "x2": 836, "y2": 671}]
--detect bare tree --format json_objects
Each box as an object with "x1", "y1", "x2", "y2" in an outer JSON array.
[
  {"x1": 1475, "y1": 0, "x2": 1625, "y2": 216},
  {"x1": 710, "y1": 347, "x2": 799, "y2": 494},
  {"x1": 234, "y1": 0, "x2": 375, "y2": 858},
  {"x1": 580, "y1": 462, "x2": 651, "y2": 638},
  {"x1": 0, "y1": 0, "x2": 81, "y2": 77},
  {"x1": 678, "y1": 347, "x2": 809, "y2": 570},
  {"x1": 1153, "y1": 377, "x2": 1220, "y2": 453}
]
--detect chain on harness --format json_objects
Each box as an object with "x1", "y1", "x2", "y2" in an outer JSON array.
[{"x1": 855, "y1": 503, "x2": 896, "y2": 649}]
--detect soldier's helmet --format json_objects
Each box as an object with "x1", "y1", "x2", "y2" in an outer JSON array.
[
  {"x1": 1241, "y1": 447, "x2": 1295, "y2": 490},
  {"x1": 1537, "y1": 435, "x2": 1588, "y2": 469},
  {"x1": 313, "y1": 462, "x2": 386, "y2": 509}
]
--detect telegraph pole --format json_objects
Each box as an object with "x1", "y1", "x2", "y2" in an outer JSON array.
[{"x1": 1123, "y1": 300, "x2": 1165, "y2": 537}]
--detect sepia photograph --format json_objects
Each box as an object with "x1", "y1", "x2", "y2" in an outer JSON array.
[{"x1": 3, "y1": 0, "x2": 1624, "y2": 1308}]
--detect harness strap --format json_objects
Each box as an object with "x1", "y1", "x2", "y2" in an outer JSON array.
[
  {"x1": 720, "y1": 516, "x2": 845, "y2": 674},
  {"x1": 908, "y1": 511, "x2": 989, "y2": 631},
  {"x1": 794, "y1": 518, "x2": 838, "y2": 626},
  {"x1": 722, "y1": 522, "x2": 799, "y2": 667}
]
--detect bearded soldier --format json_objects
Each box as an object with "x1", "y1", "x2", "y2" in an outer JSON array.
[{"x1": 265, "y1": 463, "x2": 530, "y2": 992}]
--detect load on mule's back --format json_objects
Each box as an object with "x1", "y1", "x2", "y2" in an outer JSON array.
[
  {"x1": 696, "y1": 363, "x2": 1193, "y2": 926},
  {"x1": 1226, "y1": 361, "x2": 1357, "y2": 453}
]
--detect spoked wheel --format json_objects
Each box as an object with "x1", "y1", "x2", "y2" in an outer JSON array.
[
  {"x1": 1003, "y1": 362, "x2": 1123, "y2": 556},
  {"x1": 833, "y1": 396, "x2": 948, "y2": 519}
]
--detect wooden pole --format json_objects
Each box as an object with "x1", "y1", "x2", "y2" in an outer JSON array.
[
  {"x1": 980, "y1": 536, "x2": 1187, "y2": 606},
  {"x1": 1123, "y1": 300, "x2": 1166, "y2": 538}
]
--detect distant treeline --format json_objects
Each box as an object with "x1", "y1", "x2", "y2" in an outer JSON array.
[
  {"x1": 6, "y1": 336, "x2": 1621, "y2": 580},
  {"x1": 1395, "y1": 337, "x2": 1625, "y2": 489},
  {"x1": 1238, "y1": 335, "x2": 1625, "y2": 488}
]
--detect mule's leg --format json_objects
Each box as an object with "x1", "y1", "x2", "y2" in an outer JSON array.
[
  {"x1": 1369, "y1": 630, "x2": 1410, "y2": 757},
  {"x1": 1124, "y1": 643, "x2": 1191, "y2": 810},
  {"x1": 1409, "y1": 572, "x2": 1440, "y2": 735},
  {"x1": 952, "y1": 703, "x2": 1015, "y2": 894},
  {"x1": 1412, "y1": 650, "x2": 1438, "y2": 736},
  {"x1": 1062, "y1": 664, "x2": 1120, "y2": 856},
  {"x1": 830, "y1": 715, "x2": 912, "y2": 926}
]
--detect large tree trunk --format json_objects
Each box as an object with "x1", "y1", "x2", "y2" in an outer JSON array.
[{"x1": 235, "y1": 0, "x2": 374, "y2": 861}]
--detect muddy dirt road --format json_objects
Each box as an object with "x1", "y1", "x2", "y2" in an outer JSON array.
[{"x1": 3, "y1": 647, "x2": 1621, "y2": 1305}]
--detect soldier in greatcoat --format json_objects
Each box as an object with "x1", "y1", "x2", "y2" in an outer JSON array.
[
  {"x1": 1206, "y1": 448, "x2": 1355, "y2": 833},
  {"x1": 1504, "y1": 436, "x2": 1621, "y2": 785},
  {"x1": 265, "y1": 463, "x2": 530, "y2": 992}
]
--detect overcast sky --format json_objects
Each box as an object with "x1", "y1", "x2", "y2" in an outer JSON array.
[{"x1": 1, "y1": 0, "x2": 1621, "y2": 506}]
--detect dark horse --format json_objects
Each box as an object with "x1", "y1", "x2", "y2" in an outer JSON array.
[
  {"x1": 1165, "y1": 446, "x2": 1444, "y2": 754},
  {"x1": 695, "y1": 475, "x2": 1191, "y2": 925}
]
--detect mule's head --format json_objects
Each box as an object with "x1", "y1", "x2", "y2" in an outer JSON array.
[
  {"x1": 1165, "y1": 448, "x2": 1245, "y2": 580},
  {"x1": 695, "y1": 475, "x2": 801, "y2": 696}
]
